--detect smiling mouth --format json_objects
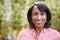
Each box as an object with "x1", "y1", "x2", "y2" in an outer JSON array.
[{"x1": 36, "y1": 21, "x2": 42, "y2": 24}]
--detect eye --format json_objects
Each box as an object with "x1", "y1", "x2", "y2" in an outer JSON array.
[
  {"x1": 33, "y1": 12, "x2": 38, "y2": 16},
  {"x1": 41, "y1": 13, "x2": 44, "y2": 15},
  {"x1": 40, "y1": 12, "x2": 45, "y2": 15}
]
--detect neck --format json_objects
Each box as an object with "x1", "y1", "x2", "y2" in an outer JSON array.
[
  {"x1": 35, "y1": 27, "x2": 43, "y2": 37},
  {"x1": 35, "y1": 27, "x2": 43, "y2": 33}
]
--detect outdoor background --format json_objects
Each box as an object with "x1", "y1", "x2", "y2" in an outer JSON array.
[{"x1": 0, "y1": 0, "x2": 60, "y2": 40}]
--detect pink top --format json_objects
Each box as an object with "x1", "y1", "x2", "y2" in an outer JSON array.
[{"x1": 17, "y1": 28, "x2": 60, "y2": 40}]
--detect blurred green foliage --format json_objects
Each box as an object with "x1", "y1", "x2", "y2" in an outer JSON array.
[{"x1": 0, "y1": 0, "x2": 60, "y2": 40}]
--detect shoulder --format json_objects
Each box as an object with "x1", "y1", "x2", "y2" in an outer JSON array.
[
  {"x1": 44, "y1": 28, "x2": 60, "y2": 36},
  {"x1": 49, "y1": 29, "x2": 60, "y2": 40},
  {"x1": 49, "y1": 28, "x2": 60, "y2": 35},
  {"x1": 46, "y1": 28, "x2": 60, "y2": 37},
  {"x1": 17, "y1": 28, "x2": 29, "y2": 40},
  {"x1": 45, "y1": 28, "x2": 60, "y2": 40},
  {"x1": 18, "y1": 28, "x2": 29, "y2": 35}
]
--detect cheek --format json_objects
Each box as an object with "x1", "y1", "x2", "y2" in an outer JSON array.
[
  {"x1": 32, "y1": 16, "x2": 36, "y2": 23},
  {"x1": 32, "y1": 16, "x2": 35, "y2": 21},
  {"x1": 42, "y1": 16, "x2": 47, "y2": 23}
]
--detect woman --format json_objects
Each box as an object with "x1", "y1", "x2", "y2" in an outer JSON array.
[{"x1": 17, "y1": 2, "x2": 60, "y2": 40}]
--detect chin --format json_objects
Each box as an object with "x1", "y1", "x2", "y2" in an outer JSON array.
[{"x1": 36, "y1": 25, "x2": 43, "y2": 28}]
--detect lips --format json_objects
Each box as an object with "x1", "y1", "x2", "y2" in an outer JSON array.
[{"x1": 34, "y1": 20, "x2": 43, "y2": 27}]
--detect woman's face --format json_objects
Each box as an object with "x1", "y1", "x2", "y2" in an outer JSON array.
[{"x1": 32, "y1": 6, "x2": 47, "y2": 28}]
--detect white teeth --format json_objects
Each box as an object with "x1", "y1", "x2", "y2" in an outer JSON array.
[{"x1": 36, "y1": 21, "x2": 42, "y2": 23}]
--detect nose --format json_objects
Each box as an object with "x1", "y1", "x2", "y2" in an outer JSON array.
[{"x1": 37, "y1": 15, "x2": 42, "y2": 19}]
